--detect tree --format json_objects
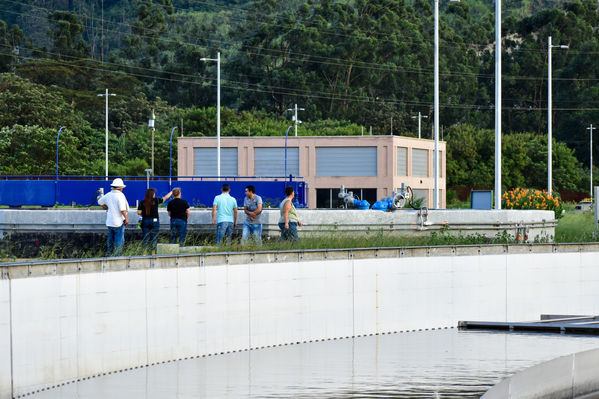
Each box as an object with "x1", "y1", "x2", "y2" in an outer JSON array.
[
  {"x1": 47, "y1": 11, "x2": 90, "y2": 60},
  {"x1": 0, "y1": 20, "x2": 25, "y2": 72}
]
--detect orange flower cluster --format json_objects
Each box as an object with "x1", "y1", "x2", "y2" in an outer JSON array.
[{"x1": 501, "y1": 188, "x2": 563, "y2": 219}]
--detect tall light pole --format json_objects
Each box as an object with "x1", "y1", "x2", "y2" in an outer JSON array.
[
  {"x1": 589, "y1": 124, "x2": 596, "y2": 197},
  {"x1": 411, "y1": 112, "x2": 428, "y2": 139},
  {"x1": 97, "y1": 89, "x2": 116, "y2": 180},
  {"x1": 148, "y1": 109, "x2": 155, "y2": 175},
  {"x1": 547, "y1": 36, "x2": 568, "y2": 194},
  {"x1": 55, "y1": 126, "x2": 65, "y2": 180},
  {"x1": 287, "y1": 104, "x2": 305, "y2": 137},
  {"x1": 169, "y1": 126, "x2": 178, "y2": 187},
  {"x1": 495, "y1": 0, "x2": 502, "y2": 209},
  {"x1": 201, "y1": 52, "x2": 221, "y2": 178},
  {"x1": 434, "y1": 0, "x2": 459, "y2": 209}
]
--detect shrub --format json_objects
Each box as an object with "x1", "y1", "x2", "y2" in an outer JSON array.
[{"x1": 502, "y1": 187, "x2": 564, "y2": 219}]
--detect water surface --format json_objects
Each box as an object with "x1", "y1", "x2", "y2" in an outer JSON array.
[{"x1": 31, "y1": 329, "x2": 599, "y2": 398}]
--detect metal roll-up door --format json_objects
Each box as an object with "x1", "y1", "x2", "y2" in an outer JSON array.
[
  {"x1": 316, "y1": 147, "x2": 377, "y2": 176},
  {"x1": 397, "y1": 147, "x2": 407, "y2": 176},
  {"x1": 254, "y1": 147, "x2": 299, "y2": 177},
  {"x1": 412, "y1": 149, "x2": 429, "y2": 177},
  {"x1": 193, "y1": 147, "x2": 238, "y2": 176}
]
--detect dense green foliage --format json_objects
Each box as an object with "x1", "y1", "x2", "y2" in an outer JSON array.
[{"x1": 0, "y1": 0, "x2": 598, "y2": 192}]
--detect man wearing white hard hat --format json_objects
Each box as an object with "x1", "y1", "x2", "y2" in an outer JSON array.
[{"x1": 98, "y1": 178, "x2": 130, "y2": 256}]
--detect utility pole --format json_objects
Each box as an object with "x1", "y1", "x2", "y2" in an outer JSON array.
[
  {"x1": 287, "y1": 104, "x2": 305, "y2": 137},
  {"x1": 148, "y1": 110, "x2": 155, "y2": 175},
  {"x1": 434, "y1": 0, "x2": 460, "y2": 208},
  {"x1": 589, "y1": 124, "x2": 596, "y2": 197},
  {"x1": 97, "y1": 89, "x2": 115, "y2": 180},
  {"x1": 411, "y1": 112, "x2": 428, "y2": 139},
  {"x1": 200, "y1": 52, "x2": 221, "y2": 178},
  {"x1": 547, "y1": 36, "x2": 569, "y2": 194},
  {"x1": 494, "y1": 0, "x2": 502, "y2": 209}
]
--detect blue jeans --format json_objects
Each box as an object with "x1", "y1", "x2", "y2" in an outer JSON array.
[
  {"x1": 107, "y1": 224, "x2": 125, "y2": 256},
  {"x1": 241, "y1": 222, "x2": 262, "y2": 245},
  {"x1": 278, "y1": 222, "x2": 298, "y2": 241},
  {"x1": 170, "y1": 218, "x2": 188, "y2": 245},
  {"x1": 216, "y1": 222, "x2": 234, "y2": 245},
  {"x1": 141, "y1": 219, "x2": 160, "y2": 250}
]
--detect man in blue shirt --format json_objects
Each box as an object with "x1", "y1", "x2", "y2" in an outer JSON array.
[{"x1": 212, "y1": 183, "x2": 238, "y2": 245}]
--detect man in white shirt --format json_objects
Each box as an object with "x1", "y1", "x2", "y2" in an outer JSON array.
[{"x1": 98, "y1": 178, "x2": 130, "y2": 256}]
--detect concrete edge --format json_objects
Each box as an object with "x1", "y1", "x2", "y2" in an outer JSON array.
[
  {"x1": 482, "y1": 348, "x2": 599, "y2": 399},
  {"x1": 1, "y1": 242, "x2": 599, "y2": 279}
]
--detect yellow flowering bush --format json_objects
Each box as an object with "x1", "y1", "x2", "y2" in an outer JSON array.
[{"x1": 502, "y1": 188, "x2": 564, "y2": 219}]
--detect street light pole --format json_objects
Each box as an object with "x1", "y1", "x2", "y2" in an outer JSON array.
[
  {"x1": 434, "y1": 0, "x2": 440, "y2": 209},
  {"x1": 97, "y1": 89, "x2": 115, "y2": 180},
  {"x1": 149, "y1": 109, "x2": 155, "y2": 175},
  {"x1": 411, "y1": 112, "x2": 428, "y2": 139},
  {"x1": 547, "y1": 36, "x2": 569, "y2": 194},
  {"x1": 434, "y1": 0, "x2": 459, "y2": 209},
  {"x1": 287, "y1": 104, "x2": 305, "y2": 137},
  {"x1": 201, "y1": 52, "x2": 221, "y2": 179},
  {"x1": 591, "y1": 124, "x2": 595, "y2": 198},
  {"x1": 285, "y1": 125, "x2": 292, "y2": 180},
  {"x1": 55, "y1": 126, "x2": 65, "y2": 180},
  {"x1": 495, "y1": 0, "x2": 502, "y2": 209},
  {"x1": 169, "y1": 126, "x2": 178, "y2": 187}
]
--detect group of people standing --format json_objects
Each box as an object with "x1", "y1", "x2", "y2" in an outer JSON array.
[{"x1": 98, "y1": 178, "x2": 302, "y2": 256}]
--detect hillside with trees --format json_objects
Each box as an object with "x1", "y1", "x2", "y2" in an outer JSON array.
[{"x1": 0, "y1": 0, "x2": 597, "y2": 193}]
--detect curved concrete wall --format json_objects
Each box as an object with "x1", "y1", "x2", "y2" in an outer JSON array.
[
  {"x1": 483, "y1": 348, "x2": 599, "y2": 398},
  {"x1": 1, "y1": 244, "x2": 599, "y2": 398}
]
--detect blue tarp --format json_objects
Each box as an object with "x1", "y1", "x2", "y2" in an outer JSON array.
[{"x1": 0, "y1": 177, "x2": 307, "y2": 208}]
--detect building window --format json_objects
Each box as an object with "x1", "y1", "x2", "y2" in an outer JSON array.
[
  {"x1": 316, "y1": 147, "x2": 377, "y2": 176},
  {"x1": 412, "y1": 149, "x2": 429, "y2": 177},
  {"x1": 397, "y1": 147, "x2": 407, "y2": 176},
  {"x1": 193, "y1": 148, "x2": 238, "y2": 176},
  {"x1": 316, "y1": 188, "x2": 377, "y2": 208},
  {"x1": 254, "y1": 147, "x2": 299, "y2": 177}
]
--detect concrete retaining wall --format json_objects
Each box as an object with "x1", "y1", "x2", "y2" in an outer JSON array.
[
  {"x1": 0, "y1": 208, "x2": 556, "y2": 240},
  {"x1": 483, "y1": 348, "x2": 599, "y2": 398},
  {"x1": 1, "y1": 243, "x2": 598, "y2": 398}
]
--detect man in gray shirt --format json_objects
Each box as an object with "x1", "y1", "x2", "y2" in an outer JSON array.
[{"x1": 242, "y1": 185, "x2": 263, "y2": 245}]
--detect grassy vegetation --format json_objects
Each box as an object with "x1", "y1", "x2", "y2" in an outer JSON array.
[
  {"x1": 555, "y1": 211, "x2": 597, "y2": 243},
  {"x1": 1, "y1": 206, "x2": 597, "y2": 262},
  {"x1": 8, "y1": 229, "x2": 517, "y2": 261}
]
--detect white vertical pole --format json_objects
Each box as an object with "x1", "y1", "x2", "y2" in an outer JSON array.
[
  {"x1": 294, "y1": 104, "x2": 298, "y2": 137},
  {"x1": 418, "y1": 111, "x2": 422, "y2": 139},
  {"x1": 589, "y1": 124, "x2": 595, "y2": 197},
  {"x1": 151, "y1": 109, "x2": 155, "y2": 175},
  {"x1": 494, "y1": 0, "x2": 502, "y2": 209},
  {"x1": 548, "y1": 36, "x2": 553, "y2": 194},
  {"x1": 105, "y1": 88, "x2": 108, "y2": 180},
  {"x1": 217, "y1": 52, "x2": 221, "y2": 179},
  {"x1": 434, "y1": 0, "x2": 440, "y2": 209}
]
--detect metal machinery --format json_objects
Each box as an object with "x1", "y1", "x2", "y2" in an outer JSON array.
[
  {"x1": 372, "y1": 183, "x2": 414, "y2": 211},
  {"x1": 338, "y1": 185, "x2": 370, "y2": 210}
]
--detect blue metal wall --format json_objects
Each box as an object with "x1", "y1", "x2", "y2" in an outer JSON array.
[{"x1": 0, "y1": 177, "x2": 307, "y2": 208}]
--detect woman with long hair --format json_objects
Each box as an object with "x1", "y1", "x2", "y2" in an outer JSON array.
[{"x1": 137, "y1": 188, "x2": 173, "y2": 253}]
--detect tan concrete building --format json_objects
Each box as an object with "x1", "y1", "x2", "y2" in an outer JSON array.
[{"x1": 178, "y1": 136, "x2": 446, "y2": 209}]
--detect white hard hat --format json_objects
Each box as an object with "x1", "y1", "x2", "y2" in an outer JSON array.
[{"x1": 110, "y1": 178, "x2": 126, "y2": 188}]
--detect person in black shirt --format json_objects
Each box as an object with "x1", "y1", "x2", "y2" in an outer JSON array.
[
  {"x1": 167, "y1": 187, "x2": 190, "y2": 245},
  {"x1": 137, "y1": 188, "x2": 173, "y2": 252}
]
